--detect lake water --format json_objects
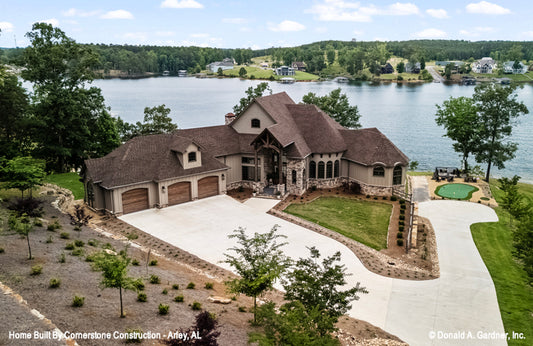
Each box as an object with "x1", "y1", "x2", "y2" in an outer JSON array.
[{"x1": 92, "y1": 77, "x2": 533, "y2": 182}]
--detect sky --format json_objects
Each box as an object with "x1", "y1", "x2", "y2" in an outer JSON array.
[{"x1": 1, "y1": 1, "x2": 532, "y2": 49}]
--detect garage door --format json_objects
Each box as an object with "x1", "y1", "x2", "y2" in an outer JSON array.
[
  {"x1": 168, "y1": 182, "x2": 191, "y2": 206},
  {"x1": 198, "y1": 176, "x2": 219, "y2": 199},
  {"x1": 122, "y1": 188, "x2": 149, "y2": 214}
]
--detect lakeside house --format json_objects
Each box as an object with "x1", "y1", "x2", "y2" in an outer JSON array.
[
  {"x1": 472, "y1": 57, "x2": 496, "y2": 74},
  {"x1": 275, "y1": 66, "x2": 295, "y2": 76},
  {"x1": 503, "y1": 61, "x2": 527, "y2": 74},
  {"x1": 206, "y1": 58, "x2": 234, "y2": 73},
  {"x1": 84, "y1": 92, "x2": 408, "y2": 215},
  {"x1": 381, "y1": 63, "x2": 394, "y2": 74},
  {"x1": 291, "y1": 62, "x2": 306, "y2": 72},
  {"x1": 405, "y1": 62, "x2": 420, "y2": 74}
]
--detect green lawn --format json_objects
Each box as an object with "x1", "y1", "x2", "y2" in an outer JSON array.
[
  {"x1": 44, "y1": 172, "x2": 84, "y2": 200},
  {"x1": 283, "y1": 197, "x2": 392, "y2": 250},
  {"x1": 470, "y1": 182, "x2": 533, "y2": 345},
  {"x1": 222, "y1": 66, "x2": 319, "y2": 81},
  {"x1": 379, "y1": 72, "x2": 421, "y2": 80},
  {"x1": 407, "y1": 171, "x2": 432, "y2": 176}
]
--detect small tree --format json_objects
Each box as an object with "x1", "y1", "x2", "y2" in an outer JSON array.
[
  {"x1": 232, "y1": 82, "x2": 272, "y2": 116},
  {"x1": 514, "y1": 214, "x2": 533, "y2": 284},
  {"x1": 1, "y1": 157, "x2": 45, "y2": 199},
  {"x1": 408, "y1": 160, "x2": 419, "y2": 171},
  {"x1": 498, "y1": 175, "x2": 530, "y2": 226},
  {"x1": 282, "y1": 247, "x2": 368, "y2": 320},
  {"x1": 302, "y1": 88, "x2": 361, "y2": 129},
  {"x1": 238, "y1": 67, "x2": 247, "y2": 78},
  {"x1": 217, "y1": 67, "x2": 223, "y2": 77},
  {"x1": 396, "y1": 61, "x2": 405, "y2": 73},
  {"x1": 93, "y1": 249, "x2": 136, "y2": 317},
  {"x1": 9, "y1": 214, "x2": 35, "y2": 259},
  {"x1": 222, "y1": 225, "x2": 290, "y2": 323}
]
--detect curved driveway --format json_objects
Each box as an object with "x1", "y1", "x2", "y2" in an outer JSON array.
[{"x1": 120, "y1": 195, "x2": 505, "y2": 345}]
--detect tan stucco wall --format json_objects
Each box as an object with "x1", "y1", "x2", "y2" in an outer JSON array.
[
  {"x1": 181, "y1": 143, "x2": 202, "y2": 170},
  {"x1": 230, "y1": 103, "x2": 276, "y2": 134},
  {"x1": 343, "y1": 160, "x2": 406, "y2": 187},
  {"x1": 306, "y1": 152, "x2": 343, "y2": 178},
  {"x1": 112, "y1": 182, "x2": 158, "y2": 215}
]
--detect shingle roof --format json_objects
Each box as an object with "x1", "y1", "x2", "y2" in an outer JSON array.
[
  {"x1": 340, "y1": 128, "x2": 409, "y2": 167},
  {"x1": 85, "y1": 133, "x2": 227, "y2": 189}
]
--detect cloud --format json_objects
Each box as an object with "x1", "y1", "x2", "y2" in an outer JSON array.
[
  {"x1": 426, "y1": 9, "x2": 449, "y2": 19},
  {"x1": 0, "y1": 21, "x2": 14, "y2": 32},
  {"x1": 120, "y1": 32, "x2": 148, "y2": 42},
  {"x1": 412, "y1": 28, "x2": 447, "y2": 39},
  {"x1": 306, "y1": 1, "x2": 419, "y2": 22},
  {"x1": 161, "y1": 0, "x2": 204, "y2": 9},
  {"x1": 35, "y1": 18, "x2": 60, "y2": 26},
  {"x1": 315, "y1": 27, "x2": 328, "y2": 33},
  {"x1": 62, "y1": 8, "x2": 100, "y2": 17},
  {"x1": 101, "y1": 10, "x2": 134, "y2": 19},
  {"x1": 459, "y1": 26, "x2": 495, "y2": 37},
  {"x1": 156, "y1": 31, "x2": 175, "y2": 37},
  {"x1": 523, "y1": 31, "x2": 533, "y2": 38},
  {"x1": 191, "y1": 33, "x2": 209, "y2": 38},
  {"x1": 268, "y1": 20, "x2": 306, "y2": 32},
  {"x1": 466, "y1": 1, "x2": 511, "y2": 15},
  {"x1": 222, "y1": 18, "x2": 248, "y2": 24}
]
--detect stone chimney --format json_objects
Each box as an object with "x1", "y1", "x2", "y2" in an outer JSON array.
[{"x1": 225, "y1": 112, "x2": 236, "y2": 125}]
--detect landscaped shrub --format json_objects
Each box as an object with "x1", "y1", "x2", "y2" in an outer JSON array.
[
  {"x1": 162, "y1": 288, "x2": 168, "y2": 295},
  {"x1": 400, "y1": 204, "x2": 406, "y2": 210},
  {"x1": 60, "y1": 232, "x2": 70, "y2": 239},
  {"x1": 71, "y1": 248, "x2": 83, "y2": 257},
  {"x1": 205, "y1": 282, "x2": 214, "y2": 289},
  {"x1": 399, "y1": 220, "x2": 405, "y2": 226},
  {"x1": 49, "y1": 278, "x2": 61, "y2": 288},
  {"x1": 172, "y1": 284, "x2": 179, "y2": 290},
  {"x1": 382, "y1": 196, "x2": 388, "y2": 200},
  {"x1": 126, "y1": 232, "x2": 138, "y2": 240},
  {"x1": 58, "y1": 253, "x2": 66, "y2": 263},
  {"x1": 102, "y1": 243, "x2": 114, "y2": 250},
  {"x1": 88, "y1": 239, "x2": 98, "y2": 247},
  {"x1": 137, "y1": 292, "x2": 147, "y2": 302},
  {"x1": 149, "y1": 259, "x2": 158, "y2": 266},
  {"x1": 397, "y1": 232, "x2": 403, "y2": 239},
  {"x1": 158, "y1": 303, "x2": 169, "y2": 315},
  {"x1": 390, "y1": 196, "x2": 398, "y2": 201},
  {"x1": 238, "y1": 306, "x2": 246, "y2": 312},
  {"x1": 399, "y1": 215, "x2": 405, "y2": 221},
  {"x1": 47, "y1": 220, "x2": 62, "y2": 231},
  {"x1": 74, "y1": 240, "x2": 84, "y2": 247},
  {"x1": 85, "y1": 252, "x2": 98, "y2": 262},
  {"x1": 186, "y1": 282, "x2": 195, "y2": 289},
  {"x1": 125, "y1": 328, "x2": 143, "y2": 344},
  {"x1": 34, "y1": 219, "x2": 43, "y2": 227},
  {"x1": 399, "y1": 209, "x2": 405, "y2": 215},
  {"x1": 133, "y1": 278, "x2": 145, "y2": 291},
  {"x1": 65, "y1": 242, "x2": 75, "y2": 250},
  {"x1": 399, "y1": 225, "x2": 405, "y2": 232},
  {"x1": 191, "y1": 301, "x2": 202, "y2": 311},
  {"x1": 72, "y1": 295, "x2": 85, "y2": 307},
  {"x1": 373, "y1": 197, "x2": 378, "y2": 200},
  {"x1": 150, "y1": 275, "x2": 161, "y2": 284},
  {"x1": 30, "y1": 265, "x2": 42, "y2": 276},
  {"x1": 174, "y1": 295, "x2": 184, "y2": 303},
  {"x1": 366, "y1": 194, "x2": 370, "y2": 198},
  {"x1": 399, "y1": 199, "x2": 406, "y2": 205},
  {"x1": 397, "y1": 239, "x2": 404, "y2": 246},
  {"x1": 131, "y1": 259, "x2": 140, "y2": 266},
  {"x1": 73, "y1": 226, "x2": 81, "y2": 232}
]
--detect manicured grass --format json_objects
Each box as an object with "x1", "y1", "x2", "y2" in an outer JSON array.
[
  {"x1": 379, "y1": 72, "x2": 422, "y2": 80},
  {"x1": 435, "y1": 183, "x2": 478, "y2": 200},
  {"x1": 222, "y1": 66, "x2": 319, "y2": 81},
  {"x1": 44, "y1": 173, "x2": 84, "y2": 200},
  {"x1": 407, "y1": 171, "x2": 432, "y2": 176},
  {"x1": 470, "y1": 182, "x2": 533, "y2": 345},
  {"x1": 294, "y1": 70, "x2": 320, "y2": 81},
  {"x1": 284, "y1": 197, "x2": 391, "y2": 250}
]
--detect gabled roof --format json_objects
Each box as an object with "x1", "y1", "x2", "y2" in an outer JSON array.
[{"x1": 85, "y1": 133, "x2": 227, "y2": 189}]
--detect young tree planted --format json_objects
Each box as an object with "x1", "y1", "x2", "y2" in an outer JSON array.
[
  {"x1": 472, "y1": 84, "x2": 529, "y2": 182},
  {"x1": 302, "y1": 88, "x2": 361, "y2": 129},
  {"x1": 1, "y1": 157, "x2": 45, "y2": 200},
  {"x1": 222, "y1": 225, "x2": 290, "y2": 323},
  {"x1": 93, "y1": 249, "x2": 136, "y2": 318},
  {"x1": 9, "y1": 214, "x2": 35, "y2": 260}
]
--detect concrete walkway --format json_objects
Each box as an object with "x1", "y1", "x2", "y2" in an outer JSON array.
[
  {"x1": 412, "y1": 175, "x2": 431, "y2": 202},
  {"x1": 121, "y1": 195, "x2": 505, "y2": 345}
]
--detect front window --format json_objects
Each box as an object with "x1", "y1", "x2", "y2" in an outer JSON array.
[
  {"x1": 326, "y1": 161, "x2": 333, "y2": 179},
  {"x1": 373, "y1": 166, "x2": 385, "y2": 177},
  {"x1": 334, "y1": 160, "x2": 339, "y2": 177},
  {"x1": 318, "y1": 162, "x2": 325, "y2": 179},
  {"x1": 188, "y1": 152, "x2": 197, "y2": 162},
  {"x1": 251, "y1": 118, "x2": 260, "y2": 128},
  {"x1": 309, "y1": 161, "x2": 316, "y2": 178},
  {"x1": 393, "y1": 166, "x2": 403, "y2": 185}
]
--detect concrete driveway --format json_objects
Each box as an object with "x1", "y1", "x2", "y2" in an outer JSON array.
[{"x1": 120, "y1": 195, "x2": 505, "y2": 345}]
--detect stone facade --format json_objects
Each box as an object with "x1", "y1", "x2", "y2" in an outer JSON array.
[
  {"x1": 286, "y1": 159, "x2": 306, "y2": 195},
  {"x1": 227, "y1": 181, "x2": 265, "y2": 193},
  {"x1": 307, "y1": 177, "x2": 343, "y2": 190}
]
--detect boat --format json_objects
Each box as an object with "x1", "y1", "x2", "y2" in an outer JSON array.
[
  {"x1": 279, "y1": 77, "x2": 295, "y2": 84},
  {"x1": 336, "y1": 76, "x2": 349, "y2": 83},
  {"x1": 162, "y1": 70, "x2": 170, "y2": 76}
]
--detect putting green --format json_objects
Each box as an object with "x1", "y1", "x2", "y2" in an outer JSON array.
[{"x1": 435, "y1": 183, "x2": 479, "y2": 200}]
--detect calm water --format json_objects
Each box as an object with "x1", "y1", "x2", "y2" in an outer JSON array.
[{"x1": 92, "y1": 77, "x2": 533, "y2": 182}]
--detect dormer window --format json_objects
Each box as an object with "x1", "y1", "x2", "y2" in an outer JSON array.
[
  {"x1": 188, "y1": 152, "x2": 197, "y2": 163},
  {"x1": 251, "y1": 118, "x2": 260, "y2": 128}
]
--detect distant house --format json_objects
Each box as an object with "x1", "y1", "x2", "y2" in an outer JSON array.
[
  {"x1": 472, "y1": 57, "x2": 496, "y2": 74},
  {"x1": 291, "y1": 62, "x2": 306, "y2": 72},
  {"x1": 275, "y1": 66, "x2": 295, "y2": 76},
  {"x1": 206, "y1": 58, "x2": 234, "y2": 73},
  {"x1": 405, "y1": 62, "x2": 420, "y2": 74},
  {"x1": 381, "y1": 63, "x2": 394, "y2": 74},
  {"x1": 503, "y1": 61, "x2": 527, "y2": 74}
]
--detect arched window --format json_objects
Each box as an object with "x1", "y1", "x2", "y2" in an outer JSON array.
[
  {"x1": 373, "y1": 166, "x2": 385, "y2": 177},
  {"x1": 393, "y1": 166, "x2": 403, "y2": 185},
  {"x1": 251, "y1": 118, "x2": 260, "y2": 128},
  {"x1": 318, "y1": 162, "x2": 325, "y2": 179},
  {"x1": 334, "y1": 160, "x2": 339, "y2": 177},
  {"x1": 292, "y1": 170, "x2": 297, "y2": 184},
  {"x1": 326, "y1": 161, "x2": 333, "y2": 178},
  {"x1": 309, "y1": 161, "x2": 316, "y2": 179}
]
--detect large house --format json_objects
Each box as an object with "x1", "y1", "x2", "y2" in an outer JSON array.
[
  {"x1": 503, "y1": 61, "x2": 527, "y2": 74},
  {"x1": 206, "y1": 58, "x2": 234, "y2": 73},
  {"x1": 472, "y1": 57, "x2": 496, "y2": 74},
  {"x1": 84, "y1": 93, "x2": 408, "y2": 215},
  {"x1": 275, "y1": 66, "x2": 295, "y2": 76}
]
